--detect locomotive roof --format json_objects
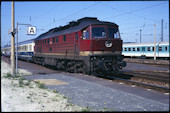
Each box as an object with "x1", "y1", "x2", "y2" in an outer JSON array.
[{"x1": 35, "y1": 17, "x2": 118, "y2": 41}]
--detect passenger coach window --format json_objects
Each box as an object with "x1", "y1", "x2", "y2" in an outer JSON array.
[
  {"x1": 137, "y1": 47, "x2": 140, "y2": 51},
  {"x1": 133, "y1": 48, "x2": 135, "y2": 51},
  {"x1": 152, "y1": 47, "x2": 154, "y2": 51},
  {"x1": 128, "y1": 48, "x2": 131, "y2": 51},
  {"x1": 26, "y1": 46, "x2": 28, "y2": 51},
  {"x1": 124, "y1": 48, "x2": 127, "y2": 51},
  {"x1": 108, "y1": 28, "x2": 120, "y2": 38},
  {"x1": 30, "y1": 45, "x2": 32, "y2": 51},
  {"x1": 165, "y1": 46, "x2": 167, "y2": 51},
  {"x1": 147, "y1": 47, "x2": 150, "y2": 51},
  {"x1": 92, "y1": 27, "x2": 106, "y2": 38},
  {"x1": 158, "y1": 47, "x2": 162, "y2": 51},
  {"x1": 142, "y1": 47, "x2": 145, "y2": 51}
]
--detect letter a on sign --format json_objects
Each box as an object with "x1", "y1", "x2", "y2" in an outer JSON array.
[{"x1": 27, "y1": 26, "x2": 36, "y2": 35}]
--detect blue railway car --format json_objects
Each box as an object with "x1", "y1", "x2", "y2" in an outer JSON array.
[
  {"x1": 17, "y1": 39, "x2": 35, "y2": 62},
  {"x1": 2, "y1": 45, "x2": 11, "y2": 57},
  {"x1": 122, "y1": 41, "x2": 169, "y2": 59},
  {"x1": 2, "y1": 39, "x2": 35, "y2": 62}
]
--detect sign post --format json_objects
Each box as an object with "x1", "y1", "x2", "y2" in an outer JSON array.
[
  {"x1": 15, "y1": 23, "x2": 34, "y2": 74},
  {"x1": 16, "y1": 22, "x2": 19, "y2": 75}
]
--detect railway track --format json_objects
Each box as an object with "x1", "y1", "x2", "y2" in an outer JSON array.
[
  {"x1": 2, "y1": 56, "x2": 169, "y2": 93},
  {"x1": 107, "y1": 74, "x2": 170, "y2": 93},
  {"x1": 94, "y1": 70, "x2": 169, "y2": 93},
  {"x1": 123, "y1": 70, "x2": 169, "y2": 83}
]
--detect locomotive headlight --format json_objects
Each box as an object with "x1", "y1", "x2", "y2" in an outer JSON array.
[{"x1": 105, "y1": 41, "x2": 112, "y2": 48}]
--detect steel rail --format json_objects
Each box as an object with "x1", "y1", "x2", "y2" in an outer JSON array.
[
  {"x1": 101, "y1": 74, "x2": 170, "y2": 93},
  {"x1": 123, "y1": 71, "x2": 169, "y2": 83}
]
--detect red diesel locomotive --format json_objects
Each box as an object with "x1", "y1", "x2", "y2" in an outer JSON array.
[{"x1": 33, "y1": 17, "x2": 126, "y2": 75}]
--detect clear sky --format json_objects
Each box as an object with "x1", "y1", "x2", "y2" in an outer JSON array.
[{"x1": 1, "y1": 1, "x2": 169, "y2": 47}]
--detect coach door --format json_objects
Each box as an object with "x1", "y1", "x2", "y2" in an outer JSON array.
[{"x1": 74, "y1": 32, "x2": 79, "y2": 59}]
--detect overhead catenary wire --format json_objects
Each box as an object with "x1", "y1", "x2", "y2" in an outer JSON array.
[
  {"x1": 33, "y1": 2, "x2": 63, "y2": 21},
  {"x1": 101, "y1": 2, "x2": 167, "y2": 23},
  {"x1": 40, "y1": 1, "x2": 102, "y2": 29}
]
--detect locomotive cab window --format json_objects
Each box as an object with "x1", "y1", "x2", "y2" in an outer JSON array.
[
  {"x1": 92, "y1": 27, "x2": 106, "y2": 38},
  {"x1": 82, "y1": 30, "x2": 89, "y2": 39},
  {"x1": 108, "y1": 28, "x2": 120, "y2": 38}
]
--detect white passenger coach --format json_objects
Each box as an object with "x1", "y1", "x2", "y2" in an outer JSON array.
[{"x1": 122, "y1": 41, "x2": 169, "y2": 59}]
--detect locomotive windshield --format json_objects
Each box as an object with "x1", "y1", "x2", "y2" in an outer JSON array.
[
  {"x1": 108, "y1": 28, "x2": 120, "y2": 38},
  {"x1": 91, "y1": 27, "x2": 120, "y2": 39},
  {"x1": 92, "y1": 27, "x2": 106, "y2": 38}
]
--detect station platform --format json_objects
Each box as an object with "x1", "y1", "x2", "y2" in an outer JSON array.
[{"x1": 25, "y1": 72, "x2": 169, "y2": 111}]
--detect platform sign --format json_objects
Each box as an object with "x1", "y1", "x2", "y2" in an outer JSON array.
[
  {"x1": 8, "y1": 28, "x2": 16, "y2": 35},
  {"x1": 27, "y1": 26, "x2": 36, "y2": 35},
  {"x1": 8, "y1": 28, "x2": 12, "y2": 34}
]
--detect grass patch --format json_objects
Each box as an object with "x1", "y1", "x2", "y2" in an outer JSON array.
[
  {"x1": 81, "y1": 107, "x2": 91, "y2": 112},
  {"x1": 18, "y1": 77, "x2": 24, "y2": 85},
  {"x1": 101, "y1": 107, "x2": 116, "y2": 112},
  {"x1": 3, "y1": 72, "x2": 26, "y2": 79},
  {"x1": 3, "y1": 72, "x2": 13, "y2": 78},
  {"x1": 63, "y1": 95, "x2": 70, "y2": 100},
  {"x1": 34, "y1": 81, "x2": 46, "y2": 89},
  {"x1": 53, "y1": 90, "x2": 59, "y2": 93},
  {"x1": 18, "y1": 76, "x2": 26, "y2": 87},
  {"x1": 3, "y1": 72, "x2": 32, "y2": 88},
  {"x1": 27, "y1": 96, "x2": 31, "y2": 99},
  {"x1": 38, "y1": 83, "x2": 46, "y2": 89}
]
